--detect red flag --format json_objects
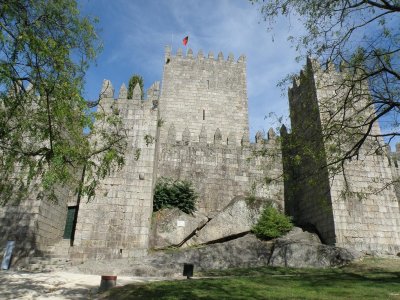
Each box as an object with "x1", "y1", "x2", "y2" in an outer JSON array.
[{"x1": 182, "y1": 36, "x2": 189, "y2": 46}]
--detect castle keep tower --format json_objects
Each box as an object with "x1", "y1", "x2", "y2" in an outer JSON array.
[
  {"x1": 286, "y1": 58, "x2": 400, "y2": 254},
  {"x1": 156, "y1": 47, "x2": 283, "y2": 213},
  {"x1": 159, "y1": 46, "x2": 249, "y2": 145}
]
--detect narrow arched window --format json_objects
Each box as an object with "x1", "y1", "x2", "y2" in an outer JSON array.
[{"x1": 203, "y1": 109, "x2": 205, "y2": 120}]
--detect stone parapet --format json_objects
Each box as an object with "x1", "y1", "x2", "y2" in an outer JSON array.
[{"x1": 157, "y1": 127, "x2": 283, "y2": 214}]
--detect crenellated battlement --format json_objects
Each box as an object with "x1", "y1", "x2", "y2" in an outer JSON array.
[
  {"x1": 158, "y1": 124, "x2": 283, "y2": 213},
  {"x1": 288, "y1": 57, "x2": 320, "y2": 100},
  {"x1": 98, "y1": 79, "x2": 160, "y2": 114},
  {"x1": 163, "y1": 124, "x2": 278, "y2": 150},
  {"x1": 164, "y1": 45, "x2": 245, "y2": 65},
  {"x1": 160, "y1": 45, "x2": 249, "y2": 147},
  {"x1": 288, "y1": 57, "x2": 368, "y2": 100}
]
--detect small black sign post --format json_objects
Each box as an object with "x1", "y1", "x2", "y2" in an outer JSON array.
[{"x1": 183, "y1": 263, "x2": 194, "y2": 279}]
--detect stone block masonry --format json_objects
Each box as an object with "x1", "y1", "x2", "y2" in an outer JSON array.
[
  {"x1": 3, "y1": 46, "x2": 398, "y2": 263},
  {"x1": 156, "y1": 46, "x2": 283, "y2": 215},
  {"x1": 0, "y1": 181, "x2": 69, "y2": 262},
  {"x1": 157, "y1": 131, "x2": 283, "y2": 214},
  {"x1": 69, "y1": 46, "x2": 284, "y2": 260},
  {"x1": 159, "y1": 46, "x2": 249, "y2": 146},
  {"x1": 70, "y1": 80, "x2": 159, "y2": 261},
  {"x1": 387, "y1": 145, "x2": 400, "y2": 207},
  {"x1": 287, "y1": 58, "x2": 400, "y2": 254}
]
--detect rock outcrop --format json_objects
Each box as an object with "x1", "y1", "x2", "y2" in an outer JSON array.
[
  {"x1": 150, "y1": 208, "x2": 208, "y2": 249},
  {"x1": 269, "y1": 240, "x2": 361, "y2": 268},
  {"x1": 280, "y1": 226, "x2": 322, "y2": 244},
  {"x1": 73, "y1": 232, "x2": 362, "y2": 277},
  {"x1": 266, "y1": 227, "x2": 362, "y2": 268},
  {"x1": 185, "y1": 196, "x2": 280, "y2": 246}
]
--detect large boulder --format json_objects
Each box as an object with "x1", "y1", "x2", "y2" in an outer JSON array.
[
  {"x1": 72, "y1": 233, "x2": 362, "y2": 277},
  {"x1": 73, "y1": 234, "x2": 274, "y2": 276},
  {"x1": 281, "y1": 227, "x2": 322, "y2": 244},
  {"x1": 269, "y1": 238, "x2": 362, "y2": 268},
  {"x1": 185, "y1": 196, "x2": 280, "y2": 246},
  {"x1": 152, "y1": 234, "x2": 274, "y2": 273},
  {"x1": 150, "y1": 208, "x2": 208, "y2": 249}
]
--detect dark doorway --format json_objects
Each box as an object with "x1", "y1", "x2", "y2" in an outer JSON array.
[{"x1": 63, "y1": 206, "x2": 77, "y2": 239}]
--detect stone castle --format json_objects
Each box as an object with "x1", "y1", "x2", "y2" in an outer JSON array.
[{"x1": 1, "y1": 46, "x2": 400, "y2": 264}]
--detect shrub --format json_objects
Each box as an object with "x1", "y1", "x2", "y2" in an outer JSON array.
[
  {"x1": 252, "y1": 205, "x2": 293, "y2": 239},
  {"x1": 153, "y1": 177, "x2": 197, "y2": 214},
  {"x1": 127, "y1": 74, "x2": 144, "y2": 99}
]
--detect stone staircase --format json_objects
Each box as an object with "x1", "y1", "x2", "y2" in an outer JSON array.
[{"x1": 17, "y1": 239, "x2": 73, "y2": 272}]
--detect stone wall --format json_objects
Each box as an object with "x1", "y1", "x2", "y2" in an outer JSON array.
[
  {"x1": 388, "y1": 145, "x2": 400, "y2": 205},
  {"x1": 0, "y1": 183, "x2": 68, "y2": 262},
  {"x1": 286, "y1": 61, "x2": 336, "y2": 244},
  {"x1": 157, "y1": 129, "x2": 283, "y2": 214},
  {"x1": 35, "y1": 186, "x2": 69, "y2": 251},
  {"x1": 70, "y1": 80, "x2": 159, "y2": 261},
  {"x1": 158, "y1": 46, "x2": 249, "y2": 146},
  {"x1": 155, "y1": 46, "x2": 281, "y2": 215},
  {"x1": 0, "y1": 199, "x2": 39, "y2": 261},
  {"x1": 288, "y1": 58, "x2": 400, "y2": 254}
]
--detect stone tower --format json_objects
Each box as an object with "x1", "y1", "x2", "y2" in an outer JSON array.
[
  {"x1": 159, "y1": 46, "x2": 249, "y2": 145},
  {"x1": 156, "y1": 47, "x2": 283, "y2": 214},
  {"x1": 286, "y1": 58, "x2": 400, "y2": 254},
  {"x1": 70, "y1": 80, "x2": 160, "y2": 261}
]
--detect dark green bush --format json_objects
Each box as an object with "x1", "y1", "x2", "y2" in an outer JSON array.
[
  {"x1": 153, "y1": 177, "x2": 197, "y2": 214},
  {"x1": 252, "y1": 205, "x2": 293, "y2": 239},
  {"x1": 127, "y1": 74, "x2": 144, "y2": 99}
]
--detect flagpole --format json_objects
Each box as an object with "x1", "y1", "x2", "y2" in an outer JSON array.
[{"x1": 171, "y1": 33, "x2": 174, "y2": 52}]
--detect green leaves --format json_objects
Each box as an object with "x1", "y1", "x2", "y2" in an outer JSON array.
[
  {"x1": 253, "y1": 0, "x2": 400, "y2": 197},
  {"x1": 252, "y1": 205, "x2": 293, "y2": 239},
  {"x1": 127, "y1": 74, "x2": 144, "y2": 99},
  {"x1": 144, "y1": 134, "x2": 155, "y2": 146},
  {"x1": 0, "y1": 0, "x2": 125, "y2": 205},
  {"x1": 153, "y1": 177, "x2": 198, "y2": 214}
]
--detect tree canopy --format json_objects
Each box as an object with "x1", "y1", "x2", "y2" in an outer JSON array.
[
  {"x1": 252, "y1": 0, "x2": 400, "y2": 194},
  {"x1": 0, "y1": 0, "x2": 126, "y2": 204}
]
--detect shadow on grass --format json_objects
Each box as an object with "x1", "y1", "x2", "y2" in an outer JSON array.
[{"x1": 103, "y1": 260, "x2": 400, "y2": 300}]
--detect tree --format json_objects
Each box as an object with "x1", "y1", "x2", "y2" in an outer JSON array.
[
  {"x1": 127, "y1": 74, "x2": 144, "y2": 99},
  {"x1": 251, "y1": 0, "x2": 400, "y2": 163},
  {"x1": 153, "y1": 177, "x2": 198, "y2": 214},
  {"x1": 251, "y1": 205, "x2": 293, "y2": 239},
  {"x1": 0, "y1": 0, "x2": 126, "y2": 204}
]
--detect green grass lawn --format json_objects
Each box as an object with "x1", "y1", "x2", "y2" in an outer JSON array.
[{"x1": 100, "y1": 258, "x2": 400, "y2": 300}]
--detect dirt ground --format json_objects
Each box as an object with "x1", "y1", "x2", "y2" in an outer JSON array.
[{"x1": 0, "y1": 270, "x2": 165, "y2": 299}]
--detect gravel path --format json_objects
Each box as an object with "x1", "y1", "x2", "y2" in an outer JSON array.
[{"x1": 0, "y1": 270, "x2": 166, "y2": 299}]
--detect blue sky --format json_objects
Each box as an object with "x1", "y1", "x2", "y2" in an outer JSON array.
[{"x1": 79, "y1": 0, "x2": 303, "y2": 139}]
